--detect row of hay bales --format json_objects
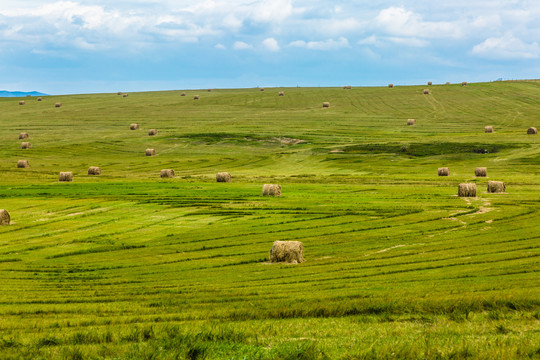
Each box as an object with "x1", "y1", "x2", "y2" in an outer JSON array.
[
  {"x1": 405, "y1": 120, "x2": 536, "y2": 134},
  {"x1": 388, "y1": 81, "x2": 467, "y2": 88},
  {"x1": 457, "y1": 181, "x2": 506, "y2": 197},
  {"x1": 437, "y1": 167, "x2": 488, "y2": 177},
  {"x1": 18, "y1": 99, "x2": 61, "y2": 107}
]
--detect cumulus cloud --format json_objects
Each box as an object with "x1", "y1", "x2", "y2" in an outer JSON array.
[
  {"x1": 472, "y1": 34, "x2": 540, "y2": 59},
  {"x1": 262, "y1": 37, "x2": 279, "y2": 51},
  {"x1": 233, "y1": 41, "x2": 252, "y2": 50},
  {"x1": 215, "y1": 43, "x2": 226, "y2": 50},
  {"x1": 289, "y1": 37, "x2": 349, "y2": 50}
]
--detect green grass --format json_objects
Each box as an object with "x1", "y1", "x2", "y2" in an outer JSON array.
[{"x1": 0, "y1": 82, "x2": 539, "y2": 359}]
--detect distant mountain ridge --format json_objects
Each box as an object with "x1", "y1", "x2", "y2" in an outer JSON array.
[{"x1": 0, "y1": 90, "x2": 48, "y2": 97}]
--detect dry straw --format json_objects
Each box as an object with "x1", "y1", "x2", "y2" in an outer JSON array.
[
  {"x1": 407, "y1": 119, "x2": 416, "y2": 126},
  {"x1": 322, "y1": 102, "x2": 330, "y2": 108},
  {"x1": 458, "y1": 183, "x2": 476, "y2": 197},
  {"x1": 117, "y1": 92, "x2": 123, "y2": 95},
  {"x1": 269, "y1": 241, "x2": 304, "y2": 264},
  {"x1": 475, "y1": 167, "x2": 487, "y2": 177},
  {"x1": 428, "y1": 81, "x2": 432, "y2": 85},
  {"x1": 262, "y1": 184, "x2": 282, "y2": 196},
  {"x1": 123, "y1": 94, "x2": 128, "y2": 97},
  {"x1": 17, "y1": 160, "x2": 29, "y2": 168},
  {"x1": 423, "y1": 89, "x2": 430, "y2": 94},
  {"x1": 37, "y1": 97, "x2": 43, "y2": 101},
  {"x1": 462, "y1": 82, "x2": 468, "y2": 86},
  {"x1": 487, "y1": 181, "x2": 505, "y2": 193},
  {"x1": 55, "y1": 102, "x2": 62, "y2": 108},
  {"x1": 160, "y1": 169, "x2": 175, "y2": 178},
  {"x1": 19, "y1": 101, "x2": 25, "y2": 105},
  {"x1": 216, "y1": 172, "x2": 231, "y2": 182},
  {"x1": 343, "y1": 85, "x2": 352, "y2": 89},
  {"x1": 148, "y1": 129, "x2": 158, "y2": 136},
  {"x1": 437, "y1": 167, "x2": 449, "y2": 176},
  {"x1": 388, "y1": 84, "x2": 394, "y2": 88},
  {"x1": 88, "y1": 167, "x2": 101, "y2": 175},
  {"x1": 145, "y1": 149, "x2": 156, "y2": 156},
  {"x1": 59, "y1": 172, "x2": 73, "y2": 182},
  {"x1": 130, "y1": 123, "x2": 139, "y2": 130},
  {"x1": 194, "y1": 95, "x2": 200, "y2": 100},
  {"x1": 21, "y1": 142, "x2": 31, "y2": 149},
  {"x1": 19, "y1": 132, "x2": 29, "y2": 139},
  {"x1": 0, "y1": 209, "x2": 10, "y2": 226},
  {"x1": 527, "y1": 127, "x2": 537, "y2": 134},
  {"x1": 278, "y1": 91, "x2": 284, "y2": 96},
  {"x1": 485, "y1": 126, "x2": 494, "y2": 133},
  {"x1": 260, "y1": 88, "x2": 265, "y2": 91},
  {"x1": 181, "y1": 92, "x2": 186, "y2": 96}
]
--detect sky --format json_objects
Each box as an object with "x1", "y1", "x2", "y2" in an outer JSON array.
[{"x1": 1, "y1": 0, "x2": 540, "y2": 94}]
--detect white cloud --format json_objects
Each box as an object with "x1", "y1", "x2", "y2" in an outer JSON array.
[
  {"x1": 289, "y1": 37, "x2": 349, "y2": 50},
  {"x1": 233, "y1": 41, "x2": 252, "y2": 50},
  {"x1": 472, "y1": 34, "x2": 540, "y2": 60},
  {"x1": 215, "y1": 43, "x2": 226, "y2": 50},
  {"x1": 262, "y1": 37, "x2": 279, "y2": 51}
]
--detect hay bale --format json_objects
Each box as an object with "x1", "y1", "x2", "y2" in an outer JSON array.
[
  {"x1": 17, "y1": 160, "x2": 29, "y2": 168},
  {"x1": 193, "y1": 95, "x2": 200, "y2": 100},
  {"x1": 262, "y1": 184, "x2": 282, "y2": 196},
  {"x1": 437, "y1": 167, "x2": 449, "y2": 176},
  {"x1": 527, "y1": 127, "x2": 537, "y2": 134},
  {"x1": 458, "y1": 183, "x2": 476, "y2": 197},
  {"x1": 181, "y1": 92, "x2": 186, "y2": 96},
  {"x1": 123, "y1": 94, "x2": 128, "y2": 97},
  {"x1": 130, "y1": 123, "x2": 139, "y2": 130},
  {"x1": 269, "y1": 241, "x2": 304, "y2": 264},
  {"x1": 37, "y1": 97, "x2": 43, "y2": 101},
  {"x1": 148, "y1": 129, "x2": 158, "y2": 136},
  {"x1": 423, "y1": 89, "x2": 430, "y2": 94},
  {"x1": 0, "y1": 209, "x2": 10, "y2": 226},
  {"x1": 19, "y1": 100, "x2": 25, "y2": 105},
  {"x1": 59, "y1": 172, "x2": 73, "y2": 182},
  {"x1": 55, "y1": 102, "x2": 62, "y2": 108},
  {"x1": 322, "y1": 102, "x2": 330, "y2": 108},
  {"x1": 216, "y1": 172, "x2": 231, "y2": 182},
  {"x1": 407, "y1": 119, "x2": 416, "y2": 126},
  {"x1": 88, "y1": 166, "x2": 101, "y2": 175},
  {"x1": 117, "y1": 92, "x2": 123, "y2": 95},
  {"x1": 462, "y1": 82, "x2": 467, "y2": 86},
  {"x1": 260, "y1": 88, "x2": 265, "y2": 91},
  {"x1": 208, "y1": 89, "x2": 212, "y2": 92},
  {"x1": 18, "y1": 132, "x2": 29, "y2": 140},
  {"x1": 485, "y1": 126, "x2": 494, "y2": 133},
  {"x1": 445, "y1": 82, "x2": 450, "y2": 85},
  {"x1": 475, "y1": 167, "x2": 487, "y2": 177},
  {"x1": 487, "y1": 181, "x2": 505, "y2": 193},
  {"x1": 278, "y1": 91, "x2": 284, "y2": 96},
  {"x1": 388, "y1": 84, "x2": 394, "y2": 88},
  {"x1": 160, "y1": 169, "x2": 175, "y2": 178},
  {"x1": 145, "y1": 148, "x2": 156, "y2": 156},
  {"x1": 428, "y1": 81, "x2": 432, "y2": 85},
  {"x1": 343, "y1": 85, "x2": 352, "y2": 89},
  {"x1": 21, "y1": 142, "x2": 31, "y2": 149}
]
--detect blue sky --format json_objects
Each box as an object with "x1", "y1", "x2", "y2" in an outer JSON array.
[{"x1": 1, "y1": 0, "x2": 540, "y2": 94}]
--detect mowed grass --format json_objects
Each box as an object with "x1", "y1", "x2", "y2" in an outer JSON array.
[{"x1": 0, "y1": 82, "x2": 539, "y2": 359}]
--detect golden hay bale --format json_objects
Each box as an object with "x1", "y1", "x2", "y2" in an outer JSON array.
[
  {"x1": 269, "y1": 241, "x2": 304, "y2": 264},
  {"x1": 216, "y1": 172, "x2": 231, "y2": 182},
  {"x1": 123, "y1": 94, "x2": 129, "y2": 97},
  {"x1": 208, "y1": 89, "x2": 212, "y2": 92},
  {"x1": 475, "y1": 167, "x2": 487, "y2": 177},
  {"x1": 322, "y1": 102, "x2": 330, "y2": 108},
  {"x1": 487, "y1": 181, "x2": 505, "y2": 193},
  {"x1": 194, "y1": 95, "x2": 200, "y2": 100},
  {"x1": 423, "y1": 89, "x2": 430, "y2": 94},
  {"x1": 262, "y1": 184, "x2": 282, "y2": 196},
  {"x1": 55, "y1": 102, "x2": 62, "y2": 108},
  {"x1": 527, "y1": 127, "x2": 537, "y2": 134},
  {"x1": 0, "y1": 209, "x2": 10, "y2": 226},
  {"x1": 343, "y1": 85, "x2": 352, "y2": 89},
  {"x1": 37, "y1": 97, "x2": 43, "y2": 101},
  {"x1": 21, "y1": 142, "x2": 31, "y2": 149},
  {"x1": 458, "y1": 183, "x2": 476, "y2": 197},
  {"x1": 160, "y1": 169, "x2": 175, "y2": 178},
  {"x1": 438, "y1": 167, "x2": 449, "y2": 176},
  {"x1": 19, "y1": 101, "x2": 25, "y2": 105},
  {"x1": 19, "y1": 132, "x2": 29, "y2": 139},
  {"x1": 260, "y1": 88, "x2": 265, "y2": 91},
  {"x1": 445, "y1": 82, "x2": 450, "y2": 85},
  {"x1": 485, "y1": 126, "x2": 494, "y2": 133},
  {"x1": 130, "y1": 123, "x2": 139, "y2": 130},
  {"x1": 117, "y1": 92, "x2": 123, "y2": 95},
  {"x1": 148, "y1": 129, "x2": 158, "y2": 136},
  {"x1": 388, "y1": 84, "x2": 394, "y2": 88},
  {"x1": 181, "y1": 92, "x2": 186, "y2": 96},
  {"x1": 462, "y1": 82, "x2": 468, "y2": 86},
  {"x1": 278, "y1": 91, "x2": 284, "y2": 96},
  {"x1": 88, "y1": 166, "x2": 101, "y2": 175},
  {"x1": 59, "y1": 172, "x2": 73, "y2": 182},
  {"x1": 145, "y1": 148, "x2": 156, "y2": 156},
  {"x1": 428, "y1": 81, "x2": 432, "y2": 85},
  {"x1": 407, "y1": 119, "x2": 416, "y2": 126},
  {"x1": 17, "y1": 160, "x2": 29, "y2": 168}
]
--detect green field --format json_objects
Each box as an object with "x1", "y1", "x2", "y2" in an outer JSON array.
[{"x1": 0, "y1": 82, "x2": 539, "y2": 359}]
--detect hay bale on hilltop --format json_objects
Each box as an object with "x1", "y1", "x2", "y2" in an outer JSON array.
[
  {"x1": 487, "y1": 181, "x2": 505, "y2": 193},
  {"x1": 123, "y1": 94, "x2": 128, "y2": 97},
  {"x1": 216, "y1": 172, "x2": 231, "y2": 182},
  {"x1": 438, "y1": 167, "x2": 449, "y2": 176},
  {"x1": 208, "y1": 89, "x2": 212, "y2": 92},
  {"x1": 0, "y1": 209, "x2": 10, "y2": 226},
  {"x1": 270, "y1": 241, "x2": 304, "y2": 264},
  {"x1": 458, "y1": 183, "x2": 476, "y2": 197},
  {"x1": 145, "y1": 149, "x2": 156, "y2": 156},
  {"x1": 475, "y1": 167, "x2": 487, "y2": 177},
  {"x1": 278, "y1": 91, "x2": 284, "y2": 96},
  {"x1": 117, "y1": 92, "x2": 123, "y2": 95},
  {"x1": 148, "y1": 129, "x2": 158, "y2": 136},
  {"x1": 130, "y1": 123, "x2": 139, "y2": 130},
  {"x1": 262, "y1": 184, "x2": 281, "y2": 196},
  {"x1": 21, "y1": 142, "x2": 31, "y2": 149},
  {"x1": 407, "y1": 119, "x2": 416, "y2": 126},
  {"x1": 55, "y1": 102, "x2": 62, "y2": 108},
  {"x1": 388, "y1": 84, "x2": 394, "y2": 88},
  {"x1": 485, "y1": 126, "x2": 494, "y2": 133},
  {"x1": 527, "y1": 127, "x2": 537, "y2": 134},
  {"x1": 428, "y1": 81, "x2": 432, "y2": 85},
  {"x1": 59, "y1": 172, "x2": 73, "y2": 182},
  {"x1": 17, "y1": 160, "x2": 29, "y2": 168},
  {"x1": 423, "y1": 89, "x2": 430, "y2": 94},
  {"x1": 194, "y1": 95, "x2": 200, "y2": 100},
  {"x1": 37, "y1": 97, "x2": 43, "y2": 101},
  {"x1": 322, "y1": 102, "x2": 330, "y2": 108},
  {"x1": 181, "y1": 92, "x2": 186, "y2": 96},
  {"x1": 88, "y1": 166, "x2": 101, "y2": 175},
  {"x1": 19, "y1": 132, "x2": 29, "y2": 140},
  {"x1": 462, "y1": 82, "x2": 468, "y2": 86},
  {"x1": 19, "y1": 101, "x2": 25, "y2": 105},
  {"x1": 343, "y1": 85, "x2": 352, "y2": 89},
  {"x1": 160, "y1": 169, "x2": 175, "y2": 178},
  {"x1": 260, "y1": 88, "x2": 265, "y2": 91}
]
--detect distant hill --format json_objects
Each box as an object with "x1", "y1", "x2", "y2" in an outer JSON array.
[{"x1": 0, "y1": 90, "x2": 48, "y2": 97}]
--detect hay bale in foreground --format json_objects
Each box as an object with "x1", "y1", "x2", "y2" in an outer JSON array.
[
  {"x1": 193, "y1": 95, "x2": 200, "y2": 100},
  {"x1": 0, "y1": 209, "x2": 10, "y2": 226},
  {"x1": 388, "y1": 84, "x2": 394, "y2": 88},
  {"x1": 130, "y1": 123, "x2": 139, "y2": 130},
  {"x1": 148, "y1": 129, "x2": 158, "y2": 136},
  {"x1": 269, "y1": 241, "x2": 304, "y2": 264},
  {"x1": 37, "y1": 97, "x2": 43, "y2": 101},
  {"x1": 475, "y1": 167, "x2": 487, "y2": 177},
  {"x1": 428, "y1": 81, "x2": 432, "y2": 85},
  {"x1": 145, "y1": 148, "x2": 156, "y2": 156},
  {"x1": 487, "y1": 181, "x2": 505, "y2": 193},
  {"x1": 458, "y1": 183, "x2": 476, "y2": 197},
  {"x1": 322, "y1": 102, "x2": 330, "y2": 108},
  {"x1": 438, "y1": 167, "x2": 449, "y2": 176},
  {"x1": 407, "y1": 119, "x2": 416, "y2": 126},
  {"x1": 59, "y1": 172, "x2": 73, "y2": 182},
  {"x1": 19, "y1": 132, "x2": 29, "y2": 139},
  {"x1": 55, "y1": 102, "x2": 62, "y2": 108},
  {"x1": 123, "y1": 94, "x2": 128, "y2": 97},
  {"x1": 216, "y1": 172, "x2": 231, "y2": 182},
  {"x1": 278, "y1": 91, "x2": 284, "y2": 96},
  {"x1": 160, "y1": 169, "x2": 175, "y2": 178},
  {"x1": 262, "y1": 184, "x2": 281, "y2": 196},
  {"x1": 527, "y1": 127, "x2": 537, "y2": 134},
  {"x1": 485, "y1": 126, "x2": 494, "y2": 133},
  {"x1": 17, "y1": 160, "x2": 29, "y2": 168},
  {"x1": 19, "y1": 101, "x2": 25, "y2": 105},
  {"x1": 21, "y1": 142, "x2": 31, "y2": 149},
  {"x1": 88, "y1": 166, "x2": 101, "y2": 175},
  {"x1": 423, "y1": 89, "x2": 430, "y2": 94}
]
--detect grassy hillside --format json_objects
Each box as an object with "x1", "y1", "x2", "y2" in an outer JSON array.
[{"x1": 0, "y1": 82, "x2": 539, "y2": 359}]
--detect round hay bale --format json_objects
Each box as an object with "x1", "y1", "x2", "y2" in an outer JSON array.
[
  {"x1": 193, "y1": 95, "x2": 200, "y2": 100},
  {"x1": 445, "y1": 82, "x2": 450, "y2": 85},
  {"x1": 388, "y1": 84, "x2": 394, "y2": 88},
  {"x1": 428, "y1": 81, "x2": 432, "y2": 85},
  {"x1": 59, "y1": 172, "x2": 73, "y2": 182},
  {"x1": 322, "y1": 102, "x2": 330, "y2": 108},
  {"x1": 208, "y1": 89, "x2": 212, "y2": 92},
  {"x1": 37, "y1": 97, "x2": 43, "y2": 101},
  {"x1": 0, "y1": 209, "x2": 10, "y2": 226},
  {"x1": 462, "y1": 82, "x2": 468, "y2": 86},
  {"x1": 487, "y1": 181, "x2": 505, "y2": 193},
  {"x1": 17, "y1": 160, "x2": 30, "y2": 168},
  {"x1": 278, "y1": 91, "x2": 284, "y2": 96},
  {"x1": 160, "y1": 169, "x2": 175, "y2": 178},
  {"x1": 260, "y1": 88, "x2": 265, "y2": 91},
  {"x1": 21, "y1": 142, "x2": 31, "y2": 149},
  {"x1": 437, "y1": 167, "x2": 449, "y2": 176},
  {"x1": 475, "y1": 167, "x2": 487, "y2": 177},
  {"x1": 485, "y1": 126, "x2": 494, "y2": 133},
  {"x1": 423, "y1": 89, "x2": 430, "y2": 94},
  {"x1": 458, "y1": 183, "x2": 476, "y2": 197},
  {"x1": 55, "y1": 102, "x2": 62, "y2": 108},
  {"x1": 145, "y1": 148, "x2": 156, "y2": 156},
  {"x1": 148, "y1": 129, "x2": 158, "y2": 136},
  {"x1": 117, "y1": 92, "x2": 123, "y2": 95},
  {"x1": 123, "y1": 94, "x2": 129, "y2": 97},
  {"x1": 527, "y1": 127, "x2": 537, "y2": 135},
  {"x1": 181, "y1": 92, "x2": 186, "y2": 96},
  {"x1": 19, "y1": 100, "x2": 25, "y2": 105},
  {"x1": 18, "y1": 132, "x2": 29, "y2": 140},
  {"x1": 216, "y1": 172, "x2": 231, "y2": 182},
  {"x1": 262, "y1": 184, "x2": 282, "y2": 196},
  {"x1": 130, "y1": 123, "x2": 139, "y2": 130},
  {"x1": 343, "y1": 85, "x2": 352, "y2": 89},
  {"x1": 88, "y1": 166, "x2": 101, "y2": 175},
  {"x1": 407, "y1": 119, "x2": 416, "y2": 126},
  {"x1": 269, "y1": 241, "x2": 304, "y2": 264}
]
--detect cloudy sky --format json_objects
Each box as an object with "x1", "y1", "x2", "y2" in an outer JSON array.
[{"x1": 1, "y1": 0, "x2": 539, "y2": 94}]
